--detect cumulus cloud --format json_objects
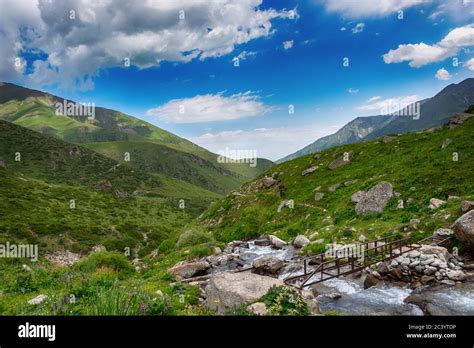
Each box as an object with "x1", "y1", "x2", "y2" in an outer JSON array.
[
  {"x1": 464, "y1": 57, "x2": 474, "y2": 70},
  {"x1": 191, "y1": 123, "x2": 341, "y2": 161},
  {"x1": 383, "y1": 24, "x2": 474, "y2": 67},
  {"x1": 357, "y1": 95, "x2": 420, "y2": 113},
  {"x1": 435, "y1": 67, "x2": 452, "y2": 80},
  {"x1": 351, "y1": 23, "x2": 365, "y2": 34},
  {"x1": 145, "y1": 91, "x2": 273, "y2": 124},
  {"x1": 282, "y1": 40, "x2": 294, "y2": 50},
  {"x1": 316, "y1": 0, "x2": 428, "y2": 18},
  {"x1": 0, "y1": 0, "x2": 296, "y2": 89}
]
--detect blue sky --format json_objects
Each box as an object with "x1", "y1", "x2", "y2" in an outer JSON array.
[{"x1": 1, "y1": 0, "x2": 474, "y2": 160}]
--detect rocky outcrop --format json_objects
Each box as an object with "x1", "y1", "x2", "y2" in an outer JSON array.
[
  {"x1": 453, "y1": 210, "x2": 474, "y2": 250},
  {"x1": 205, "y1": 271, "x2": 284, "y2": 314},
  {"x1": 168, "y1": 260, "x2": 210, "y2": 279},
  {"x1": 45, "y1": 250, "x2": 81, "y2": 266},
  {"x1": 447, "y1": 113, "x2": 473, "y2": 129},
  {"x1": 354, "y1": 182, "x2": 393, "y2": 215},
  {"x1": 461, "y1": 200, "x2": 474, "y2": 213}
]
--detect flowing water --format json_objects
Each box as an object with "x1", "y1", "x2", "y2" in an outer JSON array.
[{"x1": 234, "y1": 240, "x2": 474, "y2": 316}]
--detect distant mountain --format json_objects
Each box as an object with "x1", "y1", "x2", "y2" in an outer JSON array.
[
  {"x1": 278, "y1": 78, "x2": 474, "y2": 163},
  {"x1": 0, "y1": 82, "x2": 273, "y2": 194}
]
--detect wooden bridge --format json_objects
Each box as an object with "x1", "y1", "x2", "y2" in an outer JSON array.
[{"x1": 284, "y1": 234, "x2": 450, "y2": 290}]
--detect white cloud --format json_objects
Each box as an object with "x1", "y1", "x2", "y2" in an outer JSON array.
[
  {"x1": 383, "y1": 24, "x2": 474, "y2": 67},
  {"x1": 317, "y1": 0, "x2": 428, "y2": 18},
  {"x1": 464, "y1": 57, "x2": 474, "y2": 70},
  {"x1": 347, "y1": 88, "x2": 359, "y2": 94},
  {"x1": 282, "y1": 40, "x2": 294, "y2": 50},
  {"x1": 191, "y1": 124, "x2": 341, "y2": 161},
  {"x1": 352, "y1": 23, "x2": 365, "y2": 34},
  {"x1": 357, "y1": 95, "x2": 420, "y2": 113},
  {"x1": 145, "y1": 91, "x2": 273, "y2": 124},
  {"x1": 367, "y1": 96, "x2": 382, "y2": 103},
  {"x1": 0, "y1": 0, "x2": 296, "y2": 89},
  {"x1": 435, "y1": 67, "x2": 452, "y2": 80},
  {"x1": 340, "y1": 27, "x2": 347, "y2": 31},
  {"x1": 232, "y1": 51, "x2": 257, "y2": 62}
]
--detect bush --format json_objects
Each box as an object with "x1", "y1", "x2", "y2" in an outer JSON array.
[
  {"x1": 157, "y1": 239, "x2": 175, "y2": 254},
  {"x1": 259, "y1": 286, "x2": 309, "y2": 316},
  {"x1": 84, "y1": 287, "x2": 148, "y2": 315},
  {"x1": 176, "y1": 227, "x2": 213, "y2": 248},
  {"x1": 75, "y1": 251, "x2": 134, "y2": 278},
  {"x1": 188, "y1": 245, "x2": 213, "y2": 259}
]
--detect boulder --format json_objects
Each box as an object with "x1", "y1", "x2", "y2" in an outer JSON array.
[
  {"x1": 252, "y1": 255, "x2": 284, "y2": 275},
  {"x1": 168, "y1": 260, "x2": 210, "y2": 279},
  {"x1": 428, "y1": 198, "x2": 446, "y2": 209},
  {"x1": 247, "y1": 302, "x2": 268, "y2": 316},
  {"x1": 355, "y1": 182, "x2": 393, "y2": 215},
  {"x1": 363, "y1": 274, "x2": 380, "y2": 289},
  {"x1": 419, "y1": 245, "x2": 449, "y2": 260},
  {"x1": 28, "y1": 294, "x2": 48, "y2": 306},
  {"x1": 205, "y1": 272, "x2": 284, "y2": 314},
  {"x1": 328, "y1": 152, "x2": 352, "y2": 170},
  {"x1": 460, "y1": 200, "x2": 474, "y2": 213},
  {"x1": 446, "y1": 270, "x2": 467, "y2": 281},
  {"x1": 452, "y1": 210, "x2": 474, "y2": 250},
  {"x1": 262, "y1": 176, "x2": 277, "y2": 188},
  {"x1": 313, "y1": 153, "x2": 322, "y2": 159},
  {"x1": 293, "y1": 235, "x2": 310, "y2": 248},
  {"x1": 302, "y1": 166, "x2": 318, "y2": 176},
  {"x1": 314, "y1": 192, "x2": 325, "y2": 201},
  {"x1": 328, "y1": 183, "x2": 341, "y2": 192},
  {"x1": 351, "y1": 190, "x2": 366, "y2": 203},
  {"x1": 254, "y1": 238, "x2": 271, "y2": 247},
  {"x1": 301, "y1": 290, "x2": 321, "y2": 315},
  {"x1": 269, "y1": 235, "x2": 287, "y2": 248},
  {"x1": 277, "y1": 200, "x2": 294, "y2": 212}
]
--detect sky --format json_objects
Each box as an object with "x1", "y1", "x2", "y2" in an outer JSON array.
[{"x1": 1, "y1": 0, "x2": 473, "y2": 161}]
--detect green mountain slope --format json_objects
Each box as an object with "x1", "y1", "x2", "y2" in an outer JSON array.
[
  {"x1": 279, "y1": 78, "x2": 474, "y2": 162},
  {"x1": 0, "y1": 120, "x2": 220, "y2": 254},
  {"x1": 0, "y1": 82, "x2": 273, "y2": 194},
  {"x1": 201, "y1": 112, "x2": 474, "y2": 248}
]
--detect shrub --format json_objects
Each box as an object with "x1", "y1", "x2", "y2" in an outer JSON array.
[
  {"x1": 84, "y1": 287, "x2": 148, "y2": 315},
  {"x1": 259, "y1": 286, "x2": 309, "y2": 316},
  {"x1": 75, "y1": 251, "x2": 134, "y2": 278},
  {"x1": 176, "y1": 227, "x2": 213, "y2": 248},
  {"x1": 157, "y1": 239, "x2": 175, "y2": 254}
]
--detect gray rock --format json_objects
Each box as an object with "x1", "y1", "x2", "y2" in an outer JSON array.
[
  {"x1": 433, "y1": 228, "x2": 454, "y2": 238},
  {"x1": 262, "y1": 176, "x2": 277, "y2": 188},
  {"x1": 269, "y1": 235, "x2": 288, "y2": 248},
  {"x1": 252, "y1": 255, "x2": 284, "y2": 275},
  {"x1": 277, "y1": 200, "x2": 294, "y2": 212},
  {"x1": 355, "y1": 182, "x2": 393, "y2": 215},
  {"x1": 446, "y1": 270, "x2": 467, "y2": 281},
  {"x1": 328, "y1": 183, "x2": 341, "y2": 192},
  {"x1": 205, "y1": 272, "x2": 283, "y2": 314},
  {"x1": 313, "y1": 153, "x2": 322, "y2": 159},
  {"x1": 428, "y1": 198, "x2": 446, "y2": 209},
  {"x1": 314, "y1": 192, "x2": 325, "y2": 201},
  {"x1": 247, "y1": 302, "x2": 268, "y2": 316},
  {"x1": 460, "y1": 200, "x2": 474, "y2": 213},
  {"x1": 351, "y1": 190, "x2": 366, "y2": 203},
  {"x1": 168, "y1": 260, "x2": 210, "y2": 279},
  {"x1": 382, "y1": 135, "x2": 397, "y2": 143},
  {"x1": 293, "y1": 235, "x2": 310, "y2": 248},
  {"x1": 28, "y1": 294, "x2": 49, "y2": 305},
  {"x1": 328, "y1": 152, "x2": 352, "y2": 170},
  {"x1": 452, "y1": 210, "x2": 474, "y2": 250},
  {"x1": 302, "y1": 166, "x2": 318, "y2": 176}
]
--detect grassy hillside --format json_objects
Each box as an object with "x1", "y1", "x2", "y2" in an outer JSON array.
[
  {"x1": 201, "y1": 115, "x2": 474, "y2": 252},
  {"x1": 0, "y1": 120, "x2": 220, "y2": 255},
  {"x1": 0, "y1": 83, "x2": 273, "y2": 194},
  {"x1": 278, "y1": 78, "x2": 474, "y2": 163}
]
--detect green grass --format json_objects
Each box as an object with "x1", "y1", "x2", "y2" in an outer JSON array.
[{"x1": 201, "y1": 117, "x2": 474, "y2": 245}]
